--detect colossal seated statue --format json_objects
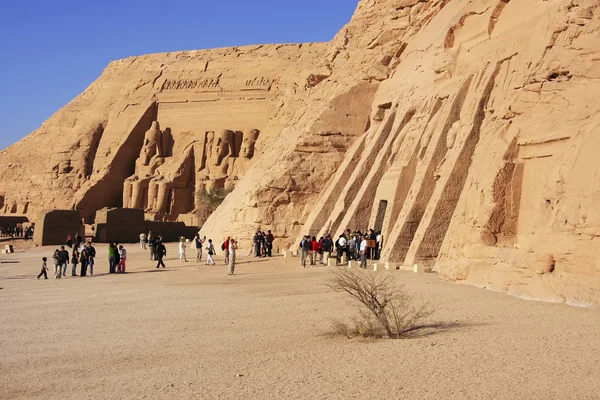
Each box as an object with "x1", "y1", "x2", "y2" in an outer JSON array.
[
  {"x1": 197, "y1": 129, "x2": 235, "y2": 193},
  {"x1": 226, "y1": 129, "x2": 260, "y2": 190},
  {"x1": 123, "y1": 121, "x2": 165, "y2": 209}
]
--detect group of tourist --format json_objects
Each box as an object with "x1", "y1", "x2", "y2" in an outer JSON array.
[
  {"x1": 298, "y1": 229, "x2": 382, "y2": 269},
  {"x1": 1, "y1": 225, "x2": 34, "y2": 240},
  {"x1": 38, "y1": 241, "x2": 97, "y2": 279},
  {"x1": 36, "y1": 228, "x2": 276, "y2": 280},
  {"x1": 65, "y1": 232, "x2": 84, "y2": 249},
  {"x1": 252, "y1": 230, "x2": 274, "y2": 257},
  {"x1": 139, "y1": 231, "x2": 239, "y2": 274},
  {"x1": 139, "y1": 231, "x2": 168, "y2": 268}
]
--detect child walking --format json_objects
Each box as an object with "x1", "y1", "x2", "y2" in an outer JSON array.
[
  {"x1": 37, "y1": 257, "x2": 48, "y2": 279},
  {"x1": 206, "y1": 239, "x2": 216, "y2": 265}
]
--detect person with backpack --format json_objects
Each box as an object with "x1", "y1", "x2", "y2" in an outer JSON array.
[
  {"x1": 155, "y1": 241, "x2": 167, "y2": 268},
  {"x1": 300, "y1": 235, "x2": 311, "y2": 268},
  {"x1": 206, "y1": 240, "x2": 216, "y2": 265},
  {"x1": 222, "y1": 236, "x2": 230, "y2": 265}
]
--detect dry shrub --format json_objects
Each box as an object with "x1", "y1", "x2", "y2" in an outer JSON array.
[{"x1": 326, "y1": 268, "x2": 435, "y2": 339}]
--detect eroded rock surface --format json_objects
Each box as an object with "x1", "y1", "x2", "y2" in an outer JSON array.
[{"x1": 2, "y1": 0, "x2": 600, "y2": 306}]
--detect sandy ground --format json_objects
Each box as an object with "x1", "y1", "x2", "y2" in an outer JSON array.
[{"x1": 1, "y1": 243, "x2": 599, "y2": 400}]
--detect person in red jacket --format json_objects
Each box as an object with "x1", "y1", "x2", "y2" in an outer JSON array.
[{"x1": 310, "y1": 236, "x2": 319, "y2": 267}]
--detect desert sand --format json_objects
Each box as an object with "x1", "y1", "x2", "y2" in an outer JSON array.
[{"x1": 1, "y1": 243, "x2": 599, "y2": 400}]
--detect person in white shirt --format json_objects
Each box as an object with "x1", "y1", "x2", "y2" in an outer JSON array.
[
  {"x1": 337, "y1": 235, "x2": 348, "y2": 263},
  {"x1": 359, "y1": 236, "x2": 368, "y2": 269},
  {"x1": 376, "y1": 232, "x2": 382, "y2": 259},
  {"x1": 206, "y1": 240, "x2": 216, "y2": 265},
  {"x1": 228, "y1": 239, "x2": 238, "y2": 275},
  {"x1": 179, "y1": 238, "x2": 188, "y2": 262},
  {"x1": 139, "y1": 232, "x2": 147, "y2": 250},
  {"x1": 118, "y1": 245, "x2": 127, "y2": 273}
]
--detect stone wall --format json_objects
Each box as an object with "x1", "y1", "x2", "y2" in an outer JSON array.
[
  {"x1": 94, "y1": 208, "x2": 197, "y2": 243},
  {"x1": 33, "y1": 210, "x2": 82, "y2": 246}
]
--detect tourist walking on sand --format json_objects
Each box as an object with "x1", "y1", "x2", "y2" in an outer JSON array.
[
  {"x1": 228, "y1": 239, "x2": 238, "y2": 275},
  {"x1": 266, "y1": 230, "x2": 274, "y2": 257},
  {"x1": 108, "y1": 242, "x2": 118, "y2": 274},
  {"x1": 86, "y1": 242, "x2": 96, "y2": 275},
  {"x1": 360, "y1": 236, "x2": 368, "y2": 269},
  {"x1": 310, "y1": 236, "x2": 318, "y2": 267},
  {"x1": 140, "y1": 232, "x2": 147, "y2": 250},
  {"x1": 80, "y1": 245, "x2": 89, "y2": 276},
  {"x1": 155, "y1": 241, "x2": 167, "y2": 268},
  {"x1": 179, "y1": 238, "x2": 188, "y2": 262},
  {"x1": 52, "y1": 249, "x2": 61, "y2": 279},
  {"x1": 66, "y1": 233, "x2": 73, "y2": 249},
  {"x1": 222, "y1": 236, "x2": 230, "y2": 265},
  {"x1": 59, "y1": 246, "x2": 70, "y2": 277},
  {"x1": 37, "y1": 257, "x2": 49, "y2": 280},
  {"x1": 300, "y1": 235, "x2": 311, "y2": 268},
  {"x1": 194, "y1": 234, "x2": 205, "y2": 262},
  {"x1": 148, "y1": 232, "x2": 155, "y2": 261},
  {"x1": 206, "y1": 239, "x2": 216, "y2": 265},
  {"x1": 118, "y1": 245, "x2": 127, "y2": 273},
  {"x1": 75, "y1": 232, "x2": 83, "y2": 249},
  {"x1": 71, "y1": 247, "x2": 79, "y2": 276}
]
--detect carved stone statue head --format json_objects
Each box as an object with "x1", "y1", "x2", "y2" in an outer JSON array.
[
  {"x1": 240, "y1": 129, "x2": 259, "y2": 159},
  {"x1": 213, "y1": 129, "x2": 233, "y2": 164}
]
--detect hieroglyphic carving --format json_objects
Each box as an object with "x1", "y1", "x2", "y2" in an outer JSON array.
[
  {"x1": 162, "y1": 78, "x2": 221, "y2": 91},
  {"x1": 245, "y1": 77, "x2": 280, "y2": 87}
]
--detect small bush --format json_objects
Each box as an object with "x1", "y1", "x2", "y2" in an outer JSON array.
[{"x1": 326, "y1": 268, "x2": 435, "y2": 339}]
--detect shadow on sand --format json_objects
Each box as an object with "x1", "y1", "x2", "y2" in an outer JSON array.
[{"x1": 400, "y1": 321, "x2": 482, "y2": 338}]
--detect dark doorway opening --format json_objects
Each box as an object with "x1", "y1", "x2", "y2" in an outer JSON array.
[{"x1": 374, "y1": 200, "x2": 388, "y2": 233}]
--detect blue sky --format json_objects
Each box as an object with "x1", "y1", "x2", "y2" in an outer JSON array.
[{"x1": 0, "y1": 0, "x2": 357, "y2": 150}]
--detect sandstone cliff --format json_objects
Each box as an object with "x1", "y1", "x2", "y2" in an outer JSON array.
[{"x1": 2, "y1": 0, "x2": 600, "y2": 306}]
